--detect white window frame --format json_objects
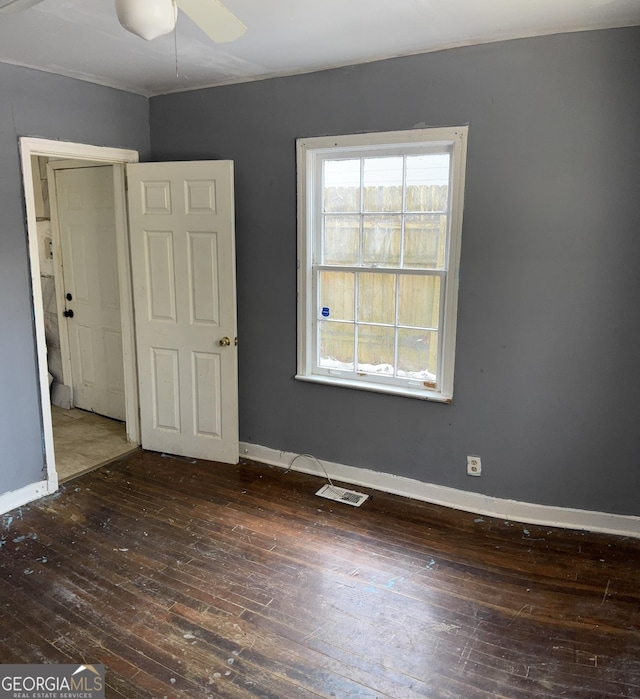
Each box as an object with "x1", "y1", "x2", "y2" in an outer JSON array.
[{"x1": 296, "y1": 126, "x2": 468, "y2": 402}]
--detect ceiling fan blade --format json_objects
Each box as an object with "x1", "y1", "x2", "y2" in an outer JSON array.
[{"x1": 177, "y1": 0, "x2": 246, "y2": 43}]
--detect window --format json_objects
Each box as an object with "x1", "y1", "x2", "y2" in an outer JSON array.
[{"x1": 296, "y1": 127, "x2": 468, "y2": 402}]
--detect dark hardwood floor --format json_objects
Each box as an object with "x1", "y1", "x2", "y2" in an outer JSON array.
[{"x1": 0, "y1": 449, "x2": 639, "y2": 698}]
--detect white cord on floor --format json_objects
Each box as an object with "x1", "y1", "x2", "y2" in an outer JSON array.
[{"x1": 285, "y1": 453, "x2": 340, "y2": 492}]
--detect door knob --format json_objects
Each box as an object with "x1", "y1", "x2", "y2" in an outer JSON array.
[
  {"x1": 219, "y1": 336, "x2": 231, "y2": 347},
  {"x1": 63, "y1": 309, "x2": 74, "y2": 318}
]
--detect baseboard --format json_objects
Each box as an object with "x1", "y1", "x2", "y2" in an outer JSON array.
[
  {"x1": 0, "y1": 478, "x2": 54, "y2": 519},
  {"x1": 240, "y1": 442, "x2": 640, "y2": 539}
]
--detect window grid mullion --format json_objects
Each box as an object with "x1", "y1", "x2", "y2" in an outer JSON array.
[
  {"x1": 354, "y1": 158, "x2": 365, "y2": 372},
  {"x1": 400, "y1": 155, "x2": 407, "y2": 268},
  {"x1": 325, "y1": 318, "x2": 438, "y2": 332},
  {"x1": 395, "y1": 156, "x2": 408, "y2": 379},
  {"x1": 393, "y1": 273, "x2": 400, "y2": 378},
  {"x1": 354, "y1": 272, "x2": 360, "y2": 374},
  {"x1": 313, "y1": 267, "x2": 320, "y2": 371},
  {"x1": 317, "y1": 155, "x2": 325, "y2": 266},
  {"x1": 315, "y1": 264, "x2": 446, "y2": 278},
  {"x1": 436, "y1": 276, "x2": 446, "y2": 387},
  {"x1": 358, "y1": 158, "x2": 365, "y2": 266}
]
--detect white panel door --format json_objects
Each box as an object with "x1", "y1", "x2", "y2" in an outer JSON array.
[
  {"x1": 127, "y1": 161, "x2": 238, "y2": 463},
  {"x1": 56, "y1": 166, "x2": 126, "y2": 421}
]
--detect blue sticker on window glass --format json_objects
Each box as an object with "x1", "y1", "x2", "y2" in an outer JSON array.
[{"x1": 321, "y1": 307, "x2": 330, "y2": 317}]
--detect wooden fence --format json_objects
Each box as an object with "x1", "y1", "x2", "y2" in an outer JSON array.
[{"x1": 318, "y1": 185, "x2": 448, "y2": 376}]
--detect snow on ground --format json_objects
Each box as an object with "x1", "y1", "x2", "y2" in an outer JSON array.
[{"x1": 319, "y1": 357, "x2": 436, "y2": 381}]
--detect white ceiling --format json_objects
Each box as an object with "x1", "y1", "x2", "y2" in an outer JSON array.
[{"x1": 0, "y1": 0, "x2": 639, "y2": 96}]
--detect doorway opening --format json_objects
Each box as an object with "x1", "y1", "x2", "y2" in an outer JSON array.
[{"x1": 21, "y1": 138, "x2": 140, "y2": 492}]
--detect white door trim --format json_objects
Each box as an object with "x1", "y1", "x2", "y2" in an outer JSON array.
[{"x1": 19, "y1": 137, "x2": 140, "y2": 496}]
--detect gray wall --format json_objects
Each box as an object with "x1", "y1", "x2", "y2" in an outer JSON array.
[
  {"x1": 0, "y1": 64, "x2": 149, "y2": 495},
  {"x1": 150, "y1": 27, "x2": 640, "y2": 517}
]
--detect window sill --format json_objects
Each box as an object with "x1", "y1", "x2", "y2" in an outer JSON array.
[{"x1": 294, "y1": 373, "x2": 452, "y2": 403}]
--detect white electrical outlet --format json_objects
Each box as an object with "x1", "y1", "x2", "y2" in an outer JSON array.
[{"x1": 467, "y1": 455, "x2": 482, "y2": 476}]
